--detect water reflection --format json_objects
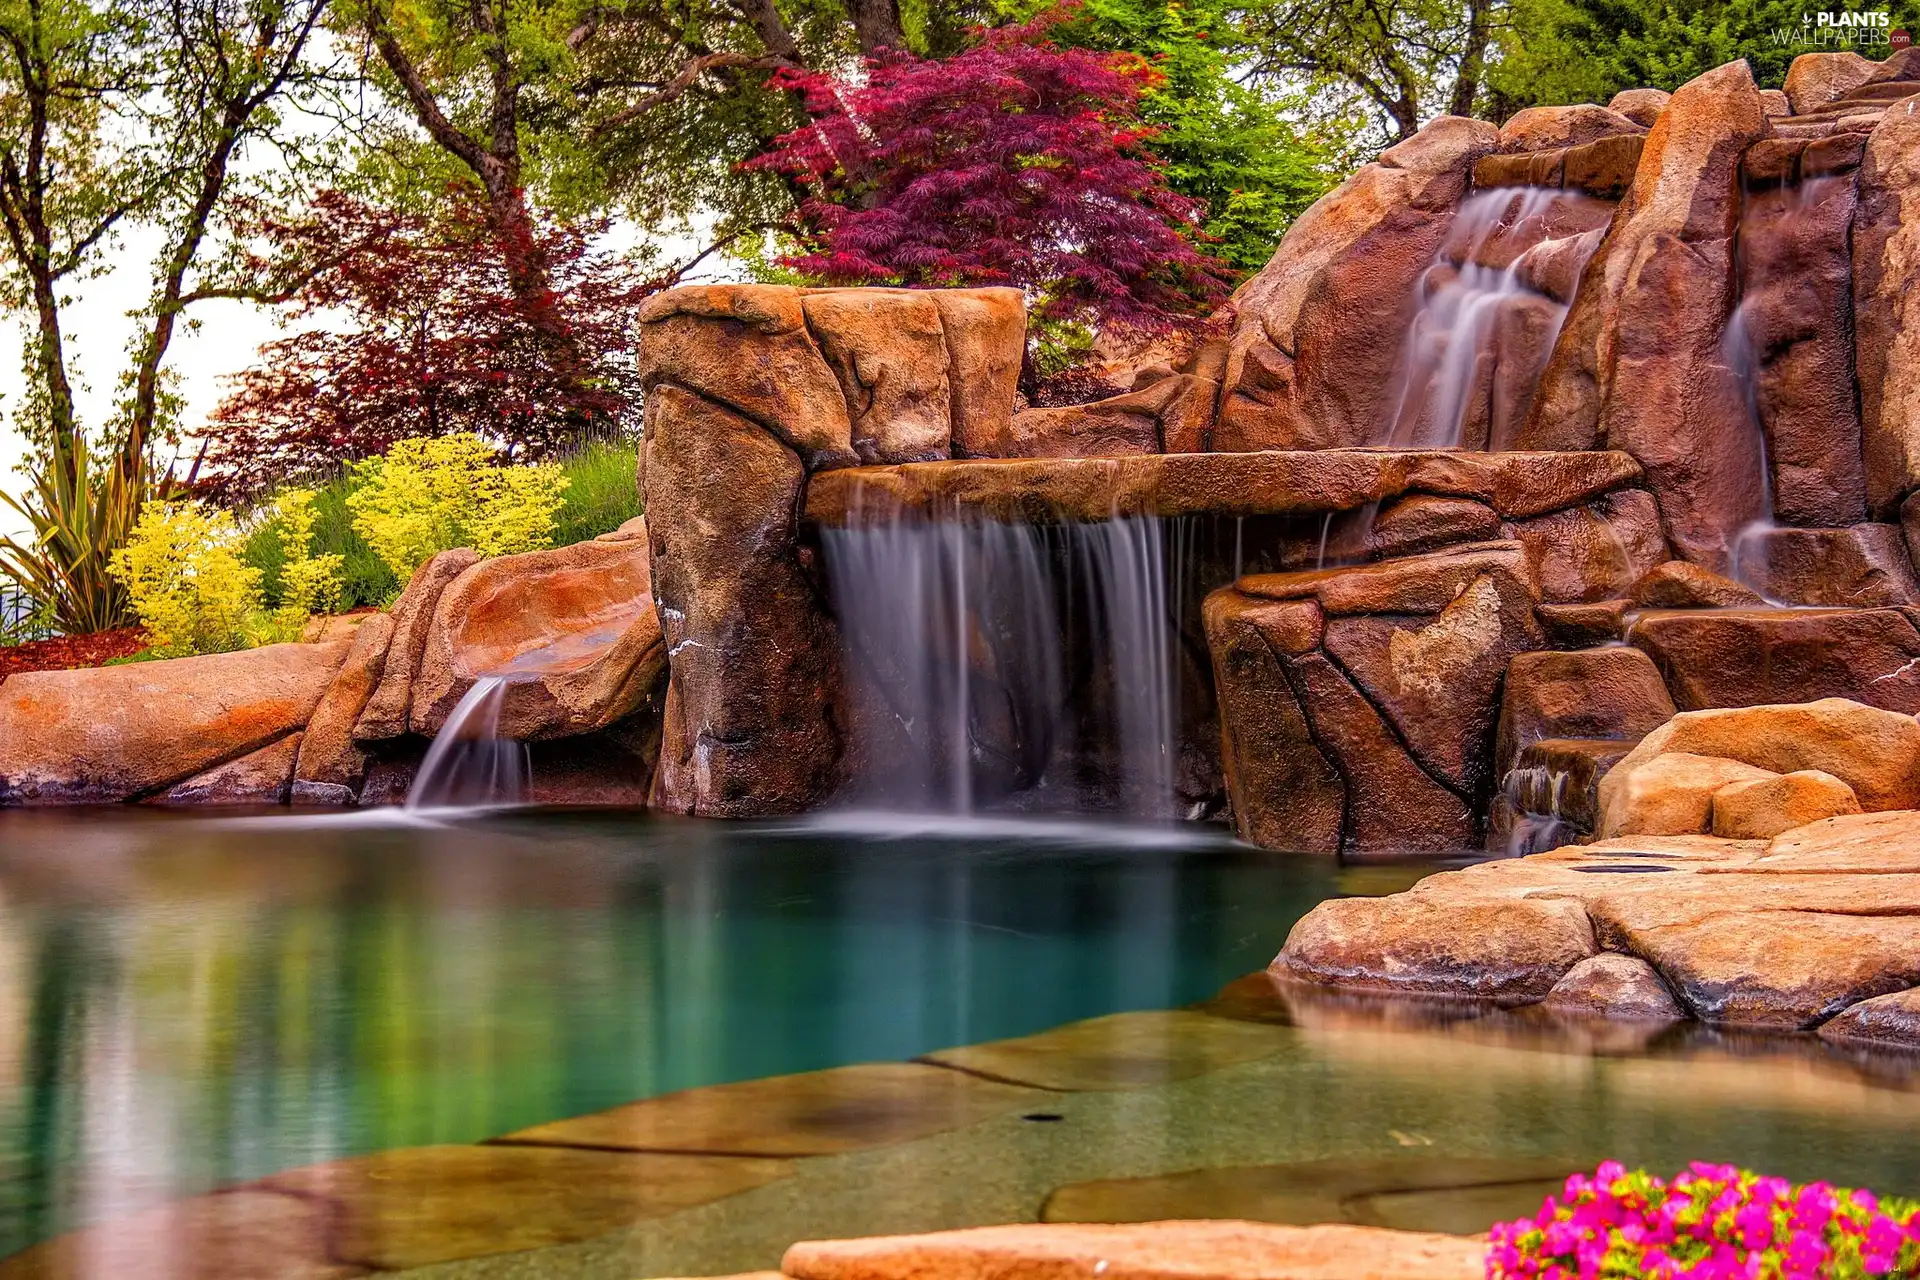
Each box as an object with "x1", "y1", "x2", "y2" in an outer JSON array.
[{"x1": 0, "y1": 810, "x2": 1322, "y2": 1259}]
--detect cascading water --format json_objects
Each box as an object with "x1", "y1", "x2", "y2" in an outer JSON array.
[
  {"x1": 1382, "y1": 186, "x2": 1605, "y2": 450},
  {"x1": 406, "y1": 675, "x2": 531, "y2": 811},
  {"x1": 822, "y1": 511, "x2": 1176, "y2": 819}
]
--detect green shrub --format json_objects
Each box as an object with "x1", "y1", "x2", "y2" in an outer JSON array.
[
  {"x1": 346, "y1": 433, "x2": 571, "y2": 582},
  {"x1": 552, "y1": 438, "x2": 643, "y2": 547},
  {"x1": 109, "y1": 501, "x2": 268, "y2": 657}
]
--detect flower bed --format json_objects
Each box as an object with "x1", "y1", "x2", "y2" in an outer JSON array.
[{"x1": 1490, "y1": 1162, "x2": 1920, "y2": 1279}]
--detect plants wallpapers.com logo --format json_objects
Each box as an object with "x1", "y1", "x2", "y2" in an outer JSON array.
[{"x1": 1776, "y1": 10, "x2": 1913, "y2": 47}]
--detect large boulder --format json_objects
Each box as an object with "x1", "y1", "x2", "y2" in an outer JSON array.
[
  {"x1": 1505, "y1": 488, "x2": 1666, "y2": 602},
  {"x1": 1627, "y1": 607, "x2": 1920, "y2": 711},
  {"x1": 1710, "y1": 769, "x2": 1861, "y2": 840},
  {"x1": 1519, "y1": 60, "x2": 1771, "y2": 572},
  {"x1": 1784, "y1": 51, "x2": 1879, "y2": 114},
  {"x1": 1729, "y1": 524, "x2": 1920, "y2": 607},
  {"x1": 1498, "y1": 104, "x2": 1644, "y2": 151},
  {"x1": 1596, "y1": 698, "x2": 1920, "y2": 815},
  {"x1": 0, "y1": 642, "x2": 349, "y2": 804},
  {"x1": 1215, "y1": 116, "x2": 1499, "y2": 452},
  {"x1": 1853, "y1": 91, "x2": 1920, "y2": 515},
  {"x1": 1596, "y1": 750, "x2": 1778, "y2": 837},
  {"x1": 356, "y1": 548, "x2": 481, "y2": 742},
  {"x1": 1607, "y1": 88, "x2": 1670, "y2": 126},
  {"x1": 410, "y1": 531, "x2": 665, "y2": 744},
  {"x1": 1495, "y1": 646, "x2": 1675, "y2": 781},
  {"x1": 293, "y1": 612, "x2": 396, "y2": 803}
]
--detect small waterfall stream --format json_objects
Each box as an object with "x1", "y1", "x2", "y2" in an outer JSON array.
[
  {"x1": 822, "y1": 512, "x2": 1176, "y2": 819},
  {"x1": 406, "y1": 676, "x2": 532, "y2": 811}
]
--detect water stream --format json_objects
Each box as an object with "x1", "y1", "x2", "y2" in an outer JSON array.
[{"x1": 406, "y1": 675, "x2": 532, "y2": 811}]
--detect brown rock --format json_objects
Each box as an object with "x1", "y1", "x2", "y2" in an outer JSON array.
[
  {"x1": 1203, "y1": 591, "x2": 1343, "y2": 854},
  {"x1": 1817, "y1": 987, "x2": 1920, "y2": 1050},
  {"x1": 1607, "y1": 87, "x2": 1671, "y2": 126},
  {"x1": 294, "y1": 612, "x2": 394, "y2": 799},
  {"x1": 1507, "y1": 488, "x2": 1667, "y2": 602},
  {"x1": 1216, "y1": 116, "x2": 1499, "y2": 451},
  {"x1": 800, "y1": 289, "x2": 952, "y2": 464},
  {"x1": 996, "y1": 375, "x2": 1215, "y2": 458},
  {"x1": 1853, "y1": 92, "x2": 1920, "y2": 515},
  {"x1": 646, "y1": 386, "x2": 839, "y2": 815},
  {"x1": 1598, "y1": 751, "x2": 1779, "y2": 837},
  {"x1": 932, "y1": 289, "x2": 1026, "y2": 459},
  {"x1": 0, "y1": 642, "x2": 349, "y2": 804},
  {"x1": 1496, "y1": 647, "x2": 1675, "y2": 781},
  {"x1": 355, "y1": 548, "x2": 481, "y2": 742},
  {"x1": 1562, "y1": 134, "x2": 1646, "y2": 200},
  {"x1": 638, "y1": 284, "x2": 857, "y2": 469},
  {"x1": 783, "y1": 1221, "x2": 1487, "y2": 1280},
  {"x1": 1239, "y1": 542, "x2": 1533, "y2": 616},
  {"x1": 1628, "y1": 561, "x2": 1764, "y2": 608},
  {"x1": 1321, "y1": 567, "x2": 1545, "y2": 794},
  {"x1": 1728, "y1": 524, "x2": 1919, "y2": 607},
  {"x1": 1273, "y1": 882, "x2": 1597, "y2": 1002},
  {"x1": 1521, "y1": 61, "x2": 1771, "y2": 570},
  {"x1": 160, "y1": 732, "x2": 303, "y2": 806},
  {"x1": 1862, "y1": 46, "x2": 1920, "y2": 85},
  {"x1": 409, "y1": 534, "x2": 665, "y2": 742},
  {"x1": 1802, "y1": 131, "x2": 1870, "y2": 177},
  {"x1": 1784, "y1": 51, "x2": 1879, "y2": 114},
  {"x1": 1500, "y1": 104, "x2": 1644, "y2": 152},
  {"x1": 1536, "y1": 599, "x2": 1630, "y2": 646},
  {"x1": 1627, "y1": 608, "x2": 1920, "y2": 711},
  {"x1": 1598, "y1": 697, "x2": 1920, "y2": 814},
  {"x1": 1759, "y1": 808, "x2": 1920, "y2": 873},
  {"x1": 1365, "y1": 496, "x2": 1501, "y2": 559},
  {"x1": 1735, "y1": 162, "x2": 1869, "y2": 526},
  {"x1": 1710, "y1": 769, "x2": 1862, "y2": 839},
  {"x1": 1760, "y1": 88, "x2": 1791, "y2": 115},
  {"x1": 1538, "y1": 952, "x2": 1684, "y2": 1021}
]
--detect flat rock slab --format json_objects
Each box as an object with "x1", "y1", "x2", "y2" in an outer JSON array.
[
  {"x1": 1040, "y1": 1156, "x2": 1570, "y2": 1236},
  {"x1": 258, "y1": 1143, "x2": 793, "y2": 1272},
  {"x1": 499, "y1": 1062, "x2": 1045, "y2": 1157},
  {"x1": 918, "y1": 1010, "x2": 1294, "y2": 1091},
  {"x1": 1275, "y1": 810, "x2": 1920, "y2": 1030},
  {"x1": 805, "y1": 450, "x2": 1643, "y2": 524},
  {"x1": 783, "y1": 1220, "x2": 1487, "y2": 1280}
]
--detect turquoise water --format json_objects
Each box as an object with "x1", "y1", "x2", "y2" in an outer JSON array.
[{"x1": 0, "y1": 809, "x2": 1333, "y2": 1258}]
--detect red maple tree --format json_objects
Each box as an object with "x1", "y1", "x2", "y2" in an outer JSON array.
[
  {"x1": 747, "y1": 11, "x2": 1234, "y2": 341},
  {"x1": 198, "y1": 190, "x2": 652, "y2": 503}
]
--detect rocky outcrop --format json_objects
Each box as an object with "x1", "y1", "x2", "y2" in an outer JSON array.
[
  {"x1": 1215, "y1": 116, "x2": 1499, "y2": 452},
  {"x1": 292, "y1": 612, "x2": 395, "y2": 804},
  {"x1": 1596, "y1": 750, "x2": 1777, "y2": 837},
  {"x1": 1498, "y1": 104, "x2": 1644, "y2": 151},
  {"x1": 1710, "y1": 769, "x2": 1861, "y2": 839},
  {"x1": 1505, "y1": 488, "x2": 1665, "y2": 601},
  {"x1": 1853, "y1": 90, "x2": 1920, "y2": 515},
  {"x1": 1784, "y1": 51, "x2": 1878, "y2": 115},
  {"x1": 1520, "y1": 60, "x2": 1771, "y2": 572},
  {"x1": 161, "y1": 732, "x2": 304, "y2": 806},
  {"x1": 0, "y1": 642, "x2": 349, "y2": 804},
  {"x1": 1626, "y1": 608, "x2": 1920, "y2": 711},
  {"x1": 356, "y1": 548, "x2": 481, "y2": 742},
  {"x1": 1494, "y1": 647, "x2": 1674, "y2": 781},
  {"x1": 1728, "y1": 524, "x2": 1920, "y2": 606},
  {"x1": 998, "y1": 375, "x2": 1219, "y2": 457}
]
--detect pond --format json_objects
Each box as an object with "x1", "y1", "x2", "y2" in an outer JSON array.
[{"x1": 0, "y1": 810, "x2": 1916, "y2": 1277}]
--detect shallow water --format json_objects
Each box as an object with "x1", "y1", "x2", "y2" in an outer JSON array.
[{"x1": 0, "y1": 809, "x2": 1328, "y2": 1259}]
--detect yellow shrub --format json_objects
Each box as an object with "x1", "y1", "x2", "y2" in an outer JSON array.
[
  {"x1": 348, "y1": 434, "x2": 570, "y2": 580},
  {"x1": 267, "y1": 489, "x2": 344, "y2": 634},
  {"x1": 109, "y1": 501, "x2": 265, "y2": 657}
]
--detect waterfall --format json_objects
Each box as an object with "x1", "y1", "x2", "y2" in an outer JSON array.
[
  {"x1": 822, "y1": 512, "x2": 1176, "y2": 819},
  {"x1": 1494, "y1": 762, "x2": 1583, "y2": 857},
  {"x1": 406, "y1": 676, "x2": 531, "y2": 811},
  {"x1": 1382, "y1": 187, "x2": 1602, "y2": 449}
]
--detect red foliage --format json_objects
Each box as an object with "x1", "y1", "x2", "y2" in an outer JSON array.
[
  {"x1": 748, "y1": 11, "x2": 1234, "y2": 339},
  {"x1": 200, "y1": 190, "x2": 653, "y2": 503}
]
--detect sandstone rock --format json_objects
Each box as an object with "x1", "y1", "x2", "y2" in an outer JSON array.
[
  {"x1": 1729, "y1": 524, "x2": 1919, "y2": 607},
  {"x1": 1710, "y1": 769, "x2": 1861, "y2": 839},
  {"x1": 1760, "y1": 88, "x2": 1791, "y2": 114},
  {"x1": 1607, "y1": 88, "x2": 1671, "y2": 126},
  {"x1": 1273, "y1": 885, "x2": 1596, "y2": 1003},
  {"x1": 1521, "y1": 61, "x2": 1771, "y2": 570},
  {"x1": 1203, "y1": 592, "x2": 1343, "y2": 854},
  {"x1": 1628, "y1": 608, "x2": 1920, "y2": 711},
  {"x1": 409, "y1": 534, "x2": 665, "y2": 742},
  {"x1": 1507, "y1": 488, "x2": 1667, "y2": 602},
  {"x1": 1598, "y1": 751, "x2": 1779, "y2": 837},
  {"x1": 1784, "y1": 51, "x2": 1878, "y2": 114},
  {"x1": 1216, "y1": 116, "x2": 1498, "y2": 452},
  {"x1": 1853, "y1": 92, "x2": 1920, "y2": 515},
  {"x1": 996, "y1": 375, "x2": 1217, "y2": 458},
  {"x1": 1539, "y1": 952, "x2": 1684, "y2": 1021},
  {"x1": 0, "y1": 642, "x2": 349, "y2": 804},
  {"x1": 1562, "y1": 135, "x2": 1645, "y2": 200},
  {"x1": 1759, "y1": 808, "x2": 1920, "y2": 873},
  {"x1": 1735, "y1": 162, "x2": 1869, "y2": 526},
  {"x1": 594, "y1": 515, "x2": 648, "y2": 543},
  {"x1": 295, "y1": 612, "x2": 394, "y2": 798},
  {"x1": 1365, "y1": 496, "x2": 1501, "y2": 559},
  {"x1": 647, "y1": 386, "x2": 839, "y2": 815},
  {"x1": 1535, "y1": 599, "x2": 1630, "y2": 646},
  {"x1": 800, "y1": 289, "x2": 951, "y2": 464},
  {"x1": 932, "y1": 289, "x2": 1026, "y2": 459},
  {"x1": 1238, "y1": 542, "x2": 1533, "y2": 616},
  {"x1": 639, "y1": 285, "x2": 857, "y2": 469},
  {"x1": 783, "y1": 1221, "x2": 1487, "y2": 1280},
  {"x1": 1863, "y1": 46, "x2": 1920, "y2": 85},
  {"x1": 1802, "y1": 130, "x2": 1870, "y2": 176},
  {"x1": 1598, "y1": 698, "x2": 1920, "y2": 813},
  {"x1": 1496, "y1": 647, "x2": 1675, "y2": 781},
  {"x1": 1500, "y1": 104, "x2": 1644, "y2": 151},
  {"x1": 1817, "y1": 987, "x2": 1920, "y2": 1050},
  {"x1": 356, "y1": 549, "x2": 481, "y2": 742},
  {"x1": 160, "y1": 733, "x2": 303, "y2": 806},
  {"x1": 1628, "y1": 561, "x2": 1764, "y2": 608}
]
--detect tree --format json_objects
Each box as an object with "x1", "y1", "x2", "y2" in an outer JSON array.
[
  {"x1": 748, "y1": 14, "x2": 1236, "y2": 363},
  {"x1": 0, "y1": 0, "x2": 333, "y2": 631},
  {"x1": 198, "y1": 190, "x2": 655, "y2": 503}
]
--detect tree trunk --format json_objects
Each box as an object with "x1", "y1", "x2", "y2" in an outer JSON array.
[
  {"x1": 847, "y1": 0, "x2": 906, "y2": 53},
  {"x1": 1449, "y1": 0, "x2": 1492, "y2": 119}
]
